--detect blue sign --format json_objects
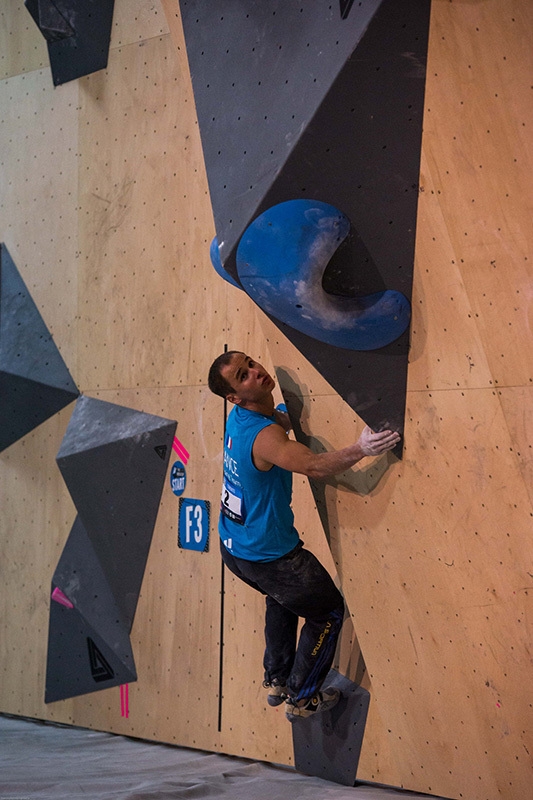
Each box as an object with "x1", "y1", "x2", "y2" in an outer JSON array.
[
  {"x1": 170, "y1": 460, "x2": 186, "y2": 496},
  {"x1": 178, "y1": 498, "x2": 210, "y2": 552}
]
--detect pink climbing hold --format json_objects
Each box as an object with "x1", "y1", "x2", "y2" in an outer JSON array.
[{"x1": 51, "y1": 587, "x2": 74, "y2": 609}]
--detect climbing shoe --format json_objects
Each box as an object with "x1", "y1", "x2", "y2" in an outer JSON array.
[
  {"x1": 285, "y1": 687, "x2": 341, "y2": 721},
  {"x1": 263, "y1": 679, "x2": 288, "y2": 707}
]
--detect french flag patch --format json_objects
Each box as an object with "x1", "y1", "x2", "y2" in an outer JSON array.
[{"x1": 227, "y1": 435, "x2": 232, "y2": 450}]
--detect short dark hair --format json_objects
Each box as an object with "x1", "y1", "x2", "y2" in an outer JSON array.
[{"x1": 208, "y1": 351, "x2": 243, "y2": 398}]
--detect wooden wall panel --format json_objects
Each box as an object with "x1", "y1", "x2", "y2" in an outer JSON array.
[
  {"x1": 408, "y1": 150, "x2": 494, "y2": 392},
  {"x1": 110, "y1": 0, "x2": 170, "y2": 48},
  {"x1": 0, "y1": 1, "x2": 47, "y2": 80},
  {"x1": 217, "y1": 569, "x2": 293, "y2": 763},
  {"x1": 77, "y1": 32, "x2": 225, "y2": 391},
  {"x1": 348, "y1": 389, "x2": 533, "y2": 797},
  {"x1": 420, "y1": 0, "x2": 533, "y2": 394},
  {"x1": 498, "y1": 387, "x2": 533, "y2": 509}
]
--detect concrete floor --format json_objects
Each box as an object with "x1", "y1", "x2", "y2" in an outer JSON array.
[{"x1": 0, "y1": 714, "x2": 448, "y2": 800}]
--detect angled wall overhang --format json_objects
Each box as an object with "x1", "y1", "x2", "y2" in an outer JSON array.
[
  {"x1": 179, "y1": 0, "x2": 431, "y2": 434},
  {"x1": 0, "y1": 243, "x2": 79, "y2": 452}
]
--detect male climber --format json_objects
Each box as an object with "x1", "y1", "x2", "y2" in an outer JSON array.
[{"x1": 208, "y1": 351, "x2": 400, "y2": 721}]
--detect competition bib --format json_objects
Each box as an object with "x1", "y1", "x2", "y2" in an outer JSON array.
[{"x1": 221, "y1": 477, "x2": 245, "y2": 525}]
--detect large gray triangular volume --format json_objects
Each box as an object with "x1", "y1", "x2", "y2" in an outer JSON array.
[
  {"x1": 56, "y1": 395, "x2": 177, "y2": 626},
  {"x1": 179, "y1": 0, "x2": 431, "y2": 434},
  {"x1": 0, "y1": 243, "x2": 79, "y2": 451},
  {"x1": 46, "y1": 396, "x2": 176, "y2": 702},
  {"x1": 45, "y1": 605, "x2": 136, "y2": 702},
  {"x1": 45, "y1": 516, "x2": 137, "y2": 703}
]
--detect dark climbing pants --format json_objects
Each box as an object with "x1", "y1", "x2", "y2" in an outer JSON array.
[{"x1": 220, "y1": 539, "x2": 345, "y2": 703}]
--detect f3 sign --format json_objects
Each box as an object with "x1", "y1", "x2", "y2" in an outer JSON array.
[{"x1": 178, "y1": 498, "x2": 210, "y2": 553}]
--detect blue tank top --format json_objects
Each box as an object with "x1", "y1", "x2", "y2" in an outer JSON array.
[{"x1": 219, "y1": 405, "x2": 299, "y2": 562}]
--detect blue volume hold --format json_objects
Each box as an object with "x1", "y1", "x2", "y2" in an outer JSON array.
[
  {"x1": 236, "y1": 200, "x2": 411, "y2": 351},
  {"x1": 210, "y1": 236, "x2": 241, "y2": 289}
]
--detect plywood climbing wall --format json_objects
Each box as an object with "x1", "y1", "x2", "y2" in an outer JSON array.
[{"x1": 1, "y1": 1, "x2": 533, "y2": 799}]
